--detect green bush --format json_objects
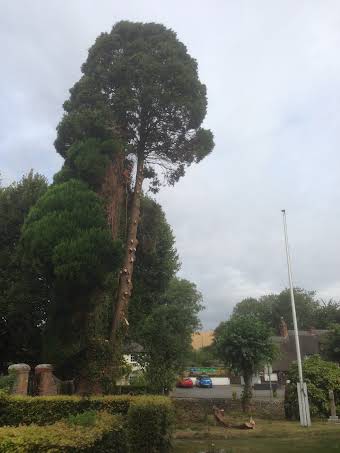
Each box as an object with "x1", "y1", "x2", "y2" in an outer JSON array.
[
  {"x1": 116, "y1": 385, "x2": 148, "y2": 395},
  {"x1": 0, "y1": 411, "x2": 126, "y2": 452},
  {"x1": 0, "y1": 394, "x2": 133, "y2": 426},
  {"x1": 0, "y1": 374, "x2": 15, "y2": 394},
  {"x1": 127, "y1": 396, "x2": 174, "y2": 453},
  {"x1": 284, "y1": 355, "x2": 340, "y2": 419},
  {"x1": 66, "y1": 410, "x2": 97, "y2": 427}
]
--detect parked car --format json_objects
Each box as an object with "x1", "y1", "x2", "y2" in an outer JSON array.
[
  {"x1": 176, "y1": 377, "x2": 194, "y2": 388},
  {"x1": 196, "y1": 375, "x2": 213, "y2": 388}
]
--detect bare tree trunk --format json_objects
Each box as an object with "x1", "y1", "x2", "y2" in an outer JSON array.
[
  {"x1": 241, "y1": 373, "x2": 253, "y2": 413},
  {"x1": 100, "y1": 152, "x2": 126, "y2": 241},
  {"x1": 111, "y1": 153, "x2": 144, "y2": 339}
]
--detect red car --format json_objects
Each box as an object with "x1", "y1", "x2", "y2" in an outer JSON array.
[{"x1": 176, "y1": 377, "x2": 194, "y2": 388}]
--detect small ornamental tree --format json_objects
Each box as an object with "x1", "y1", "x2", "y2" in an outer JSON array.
[
  {"x1": 55, "y1": 21, "x2": 214, "y2": 340},
  {"x1": 214, "y1": 315, "x2": 277, "y2": 411}
]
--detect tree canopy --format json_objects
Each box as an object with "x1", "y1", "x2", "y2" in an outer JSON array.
[
  {"x1": 232, "y1": 288, "x2": 339, "y2": 332},
  {"x1": 54, "y1": 20, "x2": 214, "y2": 338},
  {"x1": 214, "y1": 315, "x2": 277, "y2": 411},
  {"x1": 320, "y1": 323, "x2": 340, "y2": 363},
  {"x1": 56, "y1": 21, "x2": 214, "y2": 183},
  {"x1": 0, "y1": 171, "x2": 48, "y2": 371},
  {"x1": 137, "y1": 277, "x2": 203, "y2": 393},
  {"x1": 19, "y1": 179, "x2": 123, "y2": 376}
]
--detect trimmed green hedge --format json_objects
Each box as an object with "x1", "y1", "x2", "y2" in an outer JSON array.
[
  {"x1": 0, "y1": 394, "x2": 174, "y2": 452},
  {"x1": 127, "y1": 396, "x2": 174, "y2": 453},
  {"x1": 0, "y1": 393, "x2": 133, "y2": 426},
  {"x1": 0, "y1": 411, "x2": 126, "y2": 452}
]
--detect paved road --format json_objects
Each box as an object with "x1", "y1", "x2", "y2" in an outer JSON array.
[{"x1": 170, "y1": 385, "x2": 284, "y2": 400}]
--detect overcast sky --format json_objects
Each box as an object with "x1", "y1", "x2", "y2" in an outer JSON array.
[{"x1": 2, "y1": 1, "x2": 340, "y2": 329}]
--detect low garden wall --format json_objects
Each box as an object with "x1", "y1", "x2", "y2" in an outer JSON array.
[{"x1": 173, "y1": 397, "x2": 285, "y2": 423}]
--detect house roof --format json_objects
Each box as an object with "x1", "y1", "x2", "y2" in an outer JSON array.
[
  {"x1": 271, "y1": 330, "x2": 328, "y2": 372},
  {"x1": 122, "y1": 341, "x2": 144, "y2": 354}
]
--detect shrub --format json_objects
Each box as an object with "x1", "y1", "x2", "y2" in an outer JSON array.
[
  {"x1": 66, "y1": 410, "x2": 97, "y2": 427},
  {"x1": 127, "y1": 396, "x2": 174, "y2": 453},
  {"x1": 0, "y1": 411, "x2": 126, "y2": 452},
  {"x1": 0, "y1": 374, "x2": 15, "y2": 394},
  {"x1": 0, "y1": 394, "x2": 133, "y2": 426},
  {"x1": 284, "y1": 355, "x2": 340, "y2": 419}
]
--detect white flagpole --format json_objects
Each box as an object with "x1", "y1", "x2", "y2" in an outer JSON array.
[{"x1": 281, "y1": 210, "x2": 311, "y2": 426}]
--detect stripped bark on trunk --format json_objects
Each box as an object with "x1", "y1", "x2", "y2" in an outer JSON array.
[
  {"x1": 100, "y1": 152, "x2": 126, "y2": 241},
  {"x1": 111, "y1": 153, "x2": 144, "y2": 339}
]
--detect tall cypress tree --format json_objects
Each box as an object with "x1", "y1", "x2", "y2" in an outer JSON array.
[{"x1": 55, "y1": 21, "x2": 214, "y2": 340}]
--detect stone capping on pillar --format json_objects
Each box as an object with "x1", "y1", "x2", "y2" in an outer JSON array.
[
  {"x1": 8, "y1": 363, "x2": 31, "y2": 395},
  {"x1": 35, "y1": 364, "x2": 58, "y2": 396}
]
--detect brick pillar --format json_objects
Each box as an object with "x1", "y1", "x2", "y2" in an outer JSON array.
[
  {"x1": 35, "y1": 364, "x2": 58, "y2": 396},
  {"x1": 8, "y1": 364, "x2": 30, "y2": 395}
]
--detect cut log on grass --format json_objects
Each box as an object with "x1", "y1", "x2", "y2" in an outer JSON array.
[{"x1": 213, "y1": 406, "x2": 255, "y2": 430}]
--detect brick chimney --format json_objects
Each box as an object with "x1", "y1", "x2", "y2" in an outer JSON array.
[{"x1": 279, "y1": 317, "x2": 288, "y2": 338}]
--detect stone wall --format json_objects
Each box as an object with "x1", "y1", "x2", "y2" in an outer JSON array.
[{"x1": 173, "y1": 397, "x2": 285, "y2": 423}]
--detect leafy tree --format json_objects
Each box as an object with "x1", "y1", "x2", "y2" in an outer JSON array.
[
  {"x1": 232, "y1": 296, "x2": 273, "y2": 326},
  {"x1": 0, "y1": 171, "x2": 48, "y2": 371},
  {"x1": 214, "y1": 315, "x2": 277, "y2": 411},
  {"x1": 317, "y1": 300, "x2": 340, "y2": 329},
  {"x1": 231, "y1": 288, "x2": 328, "y2": 332},
  {"x1": 55, "y1": 21, "x2": 214, "y2": 339},
  {"x1": 138, "y1": 278, "x2": 203, "y2": 393},
  {"x1": 271, "y1": 288, "x2": 319, "y2": 331},
  {"x1": 321, "y1": 324, "x2": 340, "y2": 363},
  {"x1": 20, "y1": 180, "x2": 122, "y2": 377},
  {"x1": 186, "y1": 346, "x2": 217, "y2": 368},
  {"x1": 285, "y1": 355, "x2": 340, "y2": 418},
  {"x1": 129, "y1": 196, "x2": 180, "y2": 330}
]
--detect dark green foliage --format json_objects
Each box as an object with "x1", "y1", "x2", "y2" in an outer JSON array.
[
  {"x1": 21, "y1": 179, "x2": 121, "y2": 291},
  {"x1": 214, "y1": 315, "x2": 277, "y2": 375},
  {"x1": 0, "y1": 394, "x2": 133, "y2": 426},
  {"x1": 232, "y1": 288, "x2": 339, "y2": 332},
  {"x1": 20, "y1": 179, "x2": 122, "y2": 374},
  {"x1": 186, "y1": 346, "x2": 217, "y2": 368},
  {"x1": 66, "y1": 410, "x2": 97, "y2": 427},
  {"x1": 138, "y1": 278, "x2": 203, "y2": 393},
  {"x1": 55, "y1": 107, "x2": 116, "y2": 157},
  {"x1": 0, "y1": 375, "x2": 15, "y2": 394},
  {"x1": 321, "y1": 324, "x2": 340, "y2": 363},
  {"x1": 317, "y1": 300, "x2": 340, "y2": 328},
  {"x1": 130, "y1": 197, "x2": 180, "y2": 328},
  {"x1": 0, "y1": 411, "x2": 126, "y2": 452},
  {"x1": 0, "y1": 395, "x2": 174, "y2": 452},
  {"x1": 127, "y1": 396, "x2": 174, "y2": 453},
  {"x1": 232, "y1": 297, "x2": 273, "y2": 326},
  {"x1": 214, "y1": 315, "x2": 277, "y2": 410},
  {"x1": 284, "y1": 355, "x2": 340, "y2": 419},
  {"x1": 0, "y1": 171, "x2": 48, "y2": 371},
  {"x1": 56, "y1": 21, "x2": 214, "y2": 186},
  {"x1": 54, "y1": 138, "x2": 122, "y2": 190}
]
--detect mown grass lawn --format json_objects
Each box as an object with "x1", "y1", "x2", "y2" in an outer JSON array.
[{"x1": 174, "y1": 419, "x2": 340, "y2": 452}]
